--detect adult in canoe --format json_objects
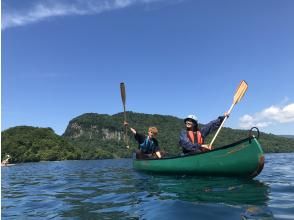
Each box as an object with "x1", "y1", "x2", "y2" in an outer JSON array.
[{"x1": 179, "y1": 113, "x2": 229, "y2": 154}]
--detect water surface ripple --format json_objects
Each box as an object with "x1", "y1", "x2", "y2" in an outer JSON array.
[{"x1": 2, "y1": 154, "x2": 294, "y2": 219}]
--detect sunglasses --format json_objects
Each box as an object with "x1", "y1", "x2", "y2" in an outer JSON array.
[{"x1": 185, "y1": 121, "x2": 193, "y2": 125}]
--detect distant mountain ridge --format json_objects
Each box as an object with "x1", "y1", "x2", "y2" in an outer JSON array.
[
  {"x1": 2, "y1": 111, "x2": 294, "y2": 163},
  {"x1": 278, "y1": 135, "x2": 294, "y2": 139},
  {"x1": 62, "y1": 111, "x2": 294, "y2": 154}
]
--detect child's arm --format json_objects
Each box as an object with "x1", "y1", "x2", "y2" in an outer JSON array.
[
  {"x1": 129, "y1": 128, "x2": 145, "y2": 144},
  {"x1": 130, "y1": 128, "x2": 136, "y2": 134},
  {"x1": 155, "y1": 151, "x2": 162, "y2": 158},
  {"x1": 124, "y1": 122, "x2": 137, "y2": 135},
  {"x1": 153, "y1": 139, "x2": 162, "y2": 158}
]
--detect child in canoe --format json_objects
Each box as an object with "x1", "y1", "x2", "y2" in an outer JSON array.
[{"x1": 124, "y1": 122, "x2": 162, "y2": 159}]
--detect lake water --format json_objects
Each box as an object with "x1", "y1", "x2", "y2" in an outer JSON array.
[{"x1": 1, "y1": 153, "x2": 294, "y2": 219}]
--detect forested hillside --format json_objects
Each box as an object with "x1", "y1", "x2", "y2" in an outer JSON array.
[
  {"x1": 1, "y1": 126, "x2": 81, "y2": 163},
  {"x1": 63, "y1": 112, "x2": 294, "y2": 155},
  {"x1": 2, "y1": 112, "x2": 293, "y2": 163}
]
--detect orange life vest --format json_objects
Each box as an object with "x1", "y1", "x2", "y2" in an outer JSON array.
[{"x1": 187, "y1": 131, "x2": 203, "y2": 144}]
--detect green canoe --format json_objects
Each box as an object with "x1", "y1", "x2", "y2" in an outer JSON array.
[{"x1": 133, "y1": 133, "x2": 264, "y2": 178}]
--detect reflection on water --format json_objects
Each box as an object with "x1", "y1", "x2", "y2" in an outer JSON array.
[
  {"x1": 56, "y1": 173, "x2": 272, "y2": 219},
  {"x1": 149, "y1": 176, "x2": 270, "y2": 205},
  {"x1": 2, "y1": 155, "x2": 293, "y2": 219},
  {"x1": 130, "y1": 175, "x2": 273, "y2": 220}
]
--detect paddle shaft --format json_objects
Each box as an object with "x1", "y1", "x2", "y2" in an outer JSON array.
[
  {"x1": 120, "y1": 83, "x2": 128, "y2": 145},
  {"x1": 209, "y1": 103, "x2": 234, "y2": 147},
  {"x1": 123, "y1": 103, "x2": 127, "y2": 122},
  {"x1": 120, "y1": 83, "x2": 127, "y2": 121}
]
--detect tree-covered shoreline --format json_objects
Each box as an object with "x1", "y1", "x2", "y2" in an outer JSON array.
[{"x1": 2, "y1": 112, "x2": 294, "y2": 163}]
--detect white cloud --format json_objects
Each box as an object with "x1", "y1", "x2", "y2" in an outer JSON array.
[
  {"x1": 2, "y1": 0, "x2": 164, "y2": 29},
  {"x1": 239, "y1": 103, "x2": 294, "y2": 129}
]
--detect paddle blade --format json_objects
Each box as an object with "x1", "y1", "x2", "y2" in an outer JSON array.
[
  {"x1": 120, "y1": 82, "x2": 126, "y2": 105},
  {"x1": 233, "y1": 80, "x2": 248, "y2": 104}
]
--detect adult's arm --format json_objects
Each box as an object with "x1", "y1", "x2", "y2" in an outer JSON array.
[{"x1": 200, "y1": 116, "x2": 225, "y2": 138}]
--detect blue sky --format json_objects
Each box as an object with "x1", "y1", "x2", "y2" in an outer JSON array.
[{"x1": 2, "y1": 0, "x2": 294, "y2": 135}]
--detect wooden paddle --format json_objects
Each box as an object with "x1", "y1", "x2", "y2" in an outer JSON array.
[
  {"x1": 209, "y1": 80, "x2": 248, "y2": 148},
  {"x1": 120, "y1": 82, "x2": 129, "y2": 148}
]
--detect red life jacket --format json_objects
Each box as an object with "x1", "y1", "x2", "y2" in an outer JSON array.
[{"x1": 187, "y1": 131, "x2": 203, "y2": 144}]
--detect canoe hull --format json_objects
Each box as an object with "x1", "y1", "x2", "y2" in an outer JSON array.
[{"x1": 133, "y1": 137, "x2": 264, "y2": 178}]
